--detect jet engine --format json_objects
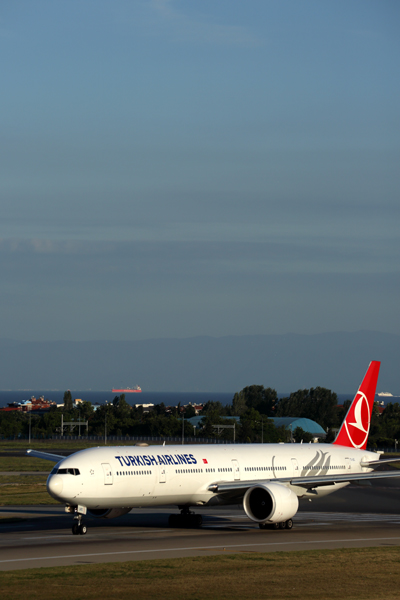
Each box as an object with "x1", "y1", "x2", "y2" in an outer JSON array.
[
  {"x1": 87, "y1": 508, "x2": 132, "y2": 519},
  {"x1": 243, "y1": 483, "x2": 298, "y2": 524}
]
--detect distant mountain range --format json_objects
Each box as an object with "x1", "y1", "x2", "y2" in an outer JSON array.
[{"x1": 0, "y1": 331, "x2": 399, "y2": 394}]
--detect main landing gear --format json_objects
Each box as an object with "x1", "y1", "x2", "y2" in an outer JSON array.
[
  {"x1": 259, "y1": 519, "x2": 293, "y2": 530},
  {"x1": 72, "y1": 512, "x2": 87, "y2": 535},
  {"x1": 168, "y1": 507, "x2": 203, "y2": 529}
]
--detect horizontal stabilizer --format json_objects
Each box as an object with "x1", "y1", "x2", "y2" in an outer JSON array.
[{"x1": 360, "y1": 457, "x2": 400, "y2": 467}]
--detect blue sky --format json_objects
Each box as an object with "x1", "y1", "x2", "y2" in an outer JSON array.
[{"x1": 1, "y1": 1, "x2": 399, "y2": 341}]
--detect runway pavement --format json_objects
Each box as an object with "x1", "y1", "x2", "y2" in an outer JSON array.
[{"x1": 1, "y1": 479, "x2": 400, "y2": 571}]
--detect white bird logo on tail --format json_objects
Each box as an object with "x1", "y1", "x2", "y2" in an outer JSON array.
[
  {"x1": 349, "y1": 392, "x2": 369, "y2": 433},
  {"x1": 344, "y1": 391, "x2": 370, "y2": 448}
]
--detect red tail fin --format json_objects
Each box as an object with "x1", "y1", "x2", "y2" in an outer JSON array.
[{"x1": 333, "y1": 361, "x2": 381, "y2": 450}]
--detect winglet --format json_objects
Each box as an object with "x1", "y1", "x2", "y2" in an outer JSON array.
[{"x1": 333, "y1": 361, "x2": 381, "y2": 450}]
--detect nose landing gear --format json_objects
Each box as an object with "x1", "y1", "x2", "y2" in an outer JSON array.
[
  {"x1": 66, "y1": 505, "x2": 88, "y2": 535},
  {"x1": 72, "y1": 513, "x2": 87, "y2": 535}
]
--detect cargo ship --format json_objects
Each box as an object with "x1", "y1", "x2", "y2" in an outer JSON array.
[
  {"x1": 112, "y1": 386, "x2": 142, "y2": 393},
  {"x1": 2, "y1": 396, "x2": 57, "y2": 412}
]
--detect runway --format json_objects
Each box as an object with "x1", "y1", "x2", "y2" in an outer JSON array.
[{"x1": 1, "y1": 479, "x2": 400, "y2": 571}]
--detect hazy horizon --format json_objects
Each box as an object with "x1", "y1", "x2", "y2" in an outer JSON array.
[{"x1": 0, "y1": 332, "x2": 398, "y2": 394}]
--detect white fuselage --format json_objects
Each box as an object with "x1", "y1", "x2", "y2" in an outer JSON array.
[{"x1": 47, "y1": 443, "x2": 377, "y2": 510}]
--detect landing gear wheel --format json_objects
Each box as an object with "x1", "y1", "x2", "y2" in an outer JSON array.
[
  {"x1": 72, "y1": 510, "x2": 87, "y2": 536},
  {"x1": 259, "y1": 523, "x2": 267, "y2": 529},
  {"x1": 285, "y1": 519, "x2": 293, "y2": 530},
  {"x1": 279, "y1": 521, "x2": 286, "y2": 529},
  {"x1": 271, "y1": 522, "x2": 280, "y2": 530}
]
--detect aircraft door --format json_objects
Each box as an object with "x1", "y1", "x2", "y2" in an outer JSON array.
[
  {"x1": 291, "y1": 458, "x2": 299, "y2": 477},
  {"x1": 101, "y1": 463, "x2": 113, "y2": 485},
  {"x1": 231, "y1": 459, "x2": 240, "y2": 480}
]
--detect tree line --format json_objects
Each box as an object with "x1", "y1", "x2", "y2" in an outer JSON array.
[{"x1": 1, "y1": 386, "x2": 399, "y2": 447}]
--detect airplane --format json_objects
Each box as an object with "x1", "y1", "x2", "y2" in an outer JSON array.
[{"x1": 27, "y1": 361, "x2": 400, "y2": 535}]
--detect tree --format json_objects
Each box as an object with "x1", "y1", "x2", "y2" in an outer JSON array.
[
  {"x1": 276, "y1": 387, "x2": 337, "y2": 430},
  {"x1": 63, "y1": 390, "x2": 73, "y2": 412},
  {"x1": 231, "y1": 392, "x2": 247, "y2": 416},
  {"x1": 0, "y1": 411, "x2": 24, "y2": 437},
  {"x1": 238, "y1": 408, "x2": 262, "y2": 443},
  {"x1": 201, "y1": 401, "x2": 225, "y2": 417},
  {"x1": 378, "y1": 403, "x2": 400, "y2": 441},
  {"x1": 184, "y1": 404, "x2": 196, "y2": 419},
  {"x1": 292, "y1": 426, "x2": 314, "y2": 444},
  {"x1": 230, "y1": 386, "x2": 277, "y2": 417},
  {"x1": 77, "y1": 401, "x2": 94, "y2": 421}
]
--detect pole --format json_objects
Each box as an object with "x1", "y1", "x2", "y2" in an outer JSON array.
[
  {"x1": 29, "y1": 409, "x2": 31, "y2": 445},
  {"x1": 182, "y1": 411, "x2": 184, "y2": 445},
  {"x1": 261, "y1": 417, "x2": 263, "y2": 444},
  {"x1": 78, "y1": 411, "x2": 81, "y2": 437}
]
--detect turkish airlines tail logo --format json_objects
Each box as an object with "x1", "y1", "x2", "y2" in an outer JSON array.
[{"x1": 333, "y1": 361, "x2": 381, "y2": 450}]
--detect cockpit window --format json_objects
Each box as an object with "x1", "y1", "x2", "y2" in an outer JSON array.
[{"x1": 54, "y1": 468, "x2": 80, "y2": 476}]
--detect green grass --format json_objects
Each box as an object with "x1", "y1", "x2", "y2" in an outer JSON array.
[
  {"x1": 0, "y1": 457, "x2": 56, "y2": 471},
  {"x1": 0, "y1": 439, "x2": 163, "y2": 452},
  {"x1": 0, "y1": 547, "x2": 400, "y2": 599},
  {"x1": 0, "y1": 475, "x2": 58, "y2": 505},
  {"x1": 0, "y1": 439, "x2": 113, "y2": 451},
  {"x1": 0, "y1": 474, "x2": 49, "y2": 484}
]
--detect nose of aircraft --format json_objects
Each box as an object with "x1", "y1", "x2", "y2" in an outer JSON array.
[{"x1": 47, "y1": 474, "x2": 64, "y2": 500}]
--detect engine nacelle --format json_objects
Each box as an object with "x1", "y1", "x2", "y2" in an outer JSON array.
[
  {"x1": 88, "y1": 508, "x2": 132, "y2": 519},
  {"x1": 243, "y1": 483, "x2": 298, "y2": 524}
]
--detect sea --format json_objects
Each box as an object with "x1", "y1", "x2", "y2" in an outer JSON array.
[{"x1": 0, "y1": 390, "x2": 361, "y2": 409}]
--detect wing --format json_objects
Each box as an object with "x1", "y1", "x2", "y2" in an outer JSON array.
[
  {"x1": 288, "y1": 469, "x2": 400, "y2": 489},
  {"x1": 26, "y1": 449, "x2": 65, "y2": 462},
  {"x1": 208, "y1": 469, "x2": 400, "y2": 495}
]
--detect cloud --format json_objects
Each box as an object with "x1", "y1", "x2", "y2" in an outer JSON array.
[{"x1": 0, "y1": 236, "x2": 397, "y2": 282}]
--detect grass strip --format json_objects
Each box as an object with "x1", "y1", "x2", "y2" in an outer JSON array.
[
  {"x1": 0, "y1": 440, "x2": 159, "y2": 451},
  {"x1": 0, "y1": 474, "x2": 50, "y2": 484},
  {"x1": 1, "y1": 547, "x2": 400, "y2": 599},
  {"x1": 0, "y1": 457, "x2": 56, "y2": 471},
  {"x1": 0, "y1": 476, "x2": 58, "y2": 505}
]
